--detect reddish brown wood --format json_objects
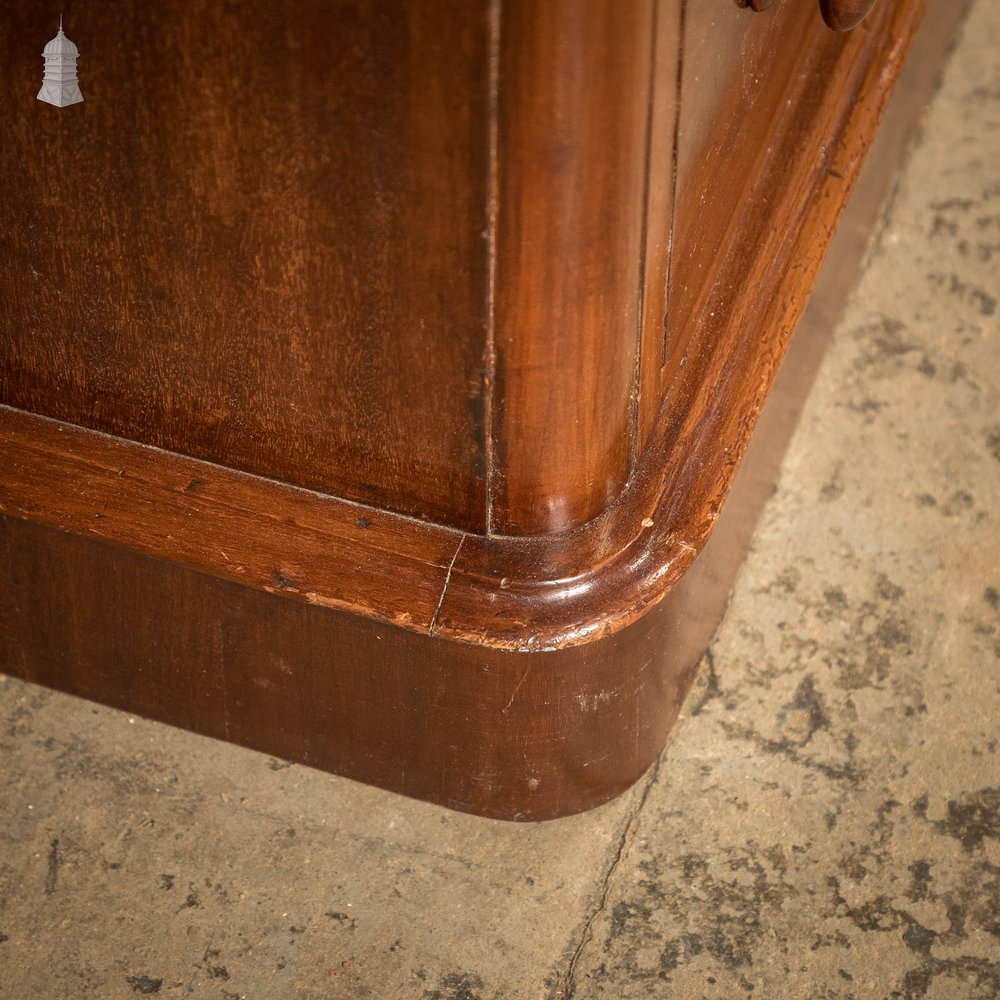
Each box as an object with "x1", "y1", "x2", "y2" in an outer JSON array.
[
  {"x1": 0, "y1": 407, "x2": 458, "y2": 635},
  {"x1": 436, "y1": 0, "x2": 933, "y2": 649},
  {"x1": 669, "y1": 0, "x2": 973, "y2": 676},
  {"x1": 490, "y1": 0, "x2": 656, "y2": 534},
  {"x1": 666, "y1": 1, "x2": 829, "y2": 403},
  {"x1": 0, "y1": 1, "x2": 491, "y2": 532},
  {"x1": 0, "y1": 0, "x2": 957, "y2": 818}
]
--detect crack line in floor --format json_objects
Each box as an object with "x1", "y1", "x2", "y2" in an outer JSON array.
[{"x1": 556, "y1": 752, "x2": 664, "y2": 1000}]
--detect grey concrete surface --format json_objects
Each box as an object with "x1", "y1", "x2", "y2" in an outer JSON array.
[{"x1": 1, "y1": 2, "x2": 998, "y2": 997}]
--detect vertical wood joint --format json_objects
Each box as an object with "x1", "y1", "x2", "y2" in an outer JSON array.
[
  {"x1": 662, "y1": 0, "x2": 687, "y2": 366},
  {"x1": 484, "y1": 0, "x2": 502, "y2": 537},
  {"x1": 629, "y1": 0, "x2": 661, "y2": 477}
]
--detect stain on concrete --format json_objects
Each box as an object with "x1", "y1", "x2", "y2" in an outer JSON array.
[
  {"x1": 43, "y1": 838, "x2": 59, "y2": 895},
  {"x1": 422, "y1": 972, "x2": 486, "y2": 1000},
  {"x1": 125, "y1": 976, "x2": 162, "y2": 995},
  {"x1": 820, "y1": 463, "x2": 846, "y2": 500},
  {"x1": 776, "y1": 674, "x2": 829, "y2": 745},
  {"x1": 921, "y1": 788, "x2": 1000, "y2": 851},
  {"x1": 928, "y1": 271, "x2": 997, "y2": 316},
  {"x1": 906, "y1": 860, "x2": 933, "y2": 902},
  {"x1": 688, "y1": 648, "x2": 722, "y2": 717},
  {"x1": 986, "y1": 426, "x2": 1000, "y2": 463}
]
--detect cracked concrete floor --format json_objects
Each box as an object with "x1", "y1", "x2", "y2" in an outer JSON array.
[{"x1": 2, "y1": 2, "x2": 999, "y2": 998}]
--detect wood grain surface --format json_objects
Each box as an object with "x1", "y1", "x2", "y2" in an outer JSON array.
[
  {"x1": 0, "y1": 0, "x2": 912, "y2": 541},
  {"x1": 821, "y1": 0, "x2": 880, "y2": 32},
  {"x1": 0, "y1": 1, "x2": 492, "y2": 532}
]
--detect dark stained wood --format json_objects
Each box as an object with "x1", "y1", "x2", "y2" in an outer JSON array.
[
  {"x1": 490, "y1": 0, "x2": 654, "y2": 535},
  {"x1": 821, "y1": 0, "x2": 880, "y2": 32},
  {"x1": 658, "y1": 0, "x2": 927, "y2": 456},
  {"x1": 0, "y1": 1, "x2": 491, "y2": 532},
  {"x1": 0, "y1": 520, "x2": 26, "y2": 682},
  {"x1": 672, "y1": 1, "x2": 758, "y2": 203},
  {"x1": 435, "y1": 0, "x2": 933, "y2": 648},
  {"x1": 6, "y1": 519, "x2": 230, "y2": 739},
  {"x1": 0, "y1": 0, "x2": 959, "y2": 818},
  {"x1": 664, "y1": 0, "x2": 825, "y2": 403}
]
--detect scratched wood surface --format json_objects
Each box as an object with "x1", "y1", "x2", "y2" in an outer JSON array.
[{"x1": 662, "y1": 0, "x2": 827, "y2": 424}]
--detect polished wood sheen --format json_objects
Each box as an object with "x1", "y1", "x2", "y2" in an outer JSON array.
[
  {"x1": 490, "y1": 1, "x2": 654, "y2": 534},
  {"x1": 0, "y1": 0, "x2": 960, "y2": 818}
]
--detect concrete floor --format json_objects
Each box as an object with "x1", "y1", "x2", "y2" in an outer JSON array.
[{"x1": 2, "y1": 3, "x2": 998, "y2": 997}]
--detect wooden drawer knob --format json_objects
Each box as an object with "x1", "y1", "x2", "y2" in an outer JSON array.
[{"x1": 820, "y1": 0, "x2": 879, "y2": 31}]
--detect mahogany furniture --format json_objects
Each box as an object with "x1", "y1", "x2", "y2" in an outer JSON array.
[{"x1": 0, "y1": 0, "x2": 958, "y2": 818}]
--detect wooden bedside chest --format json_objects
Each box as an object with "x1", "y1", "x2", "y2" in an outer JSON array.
[{"x1": 0, "y1": 0, "x2": 959, "y2": 818}]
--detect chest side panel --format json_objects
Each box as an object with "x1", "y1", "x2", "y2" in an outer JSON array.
[{"x1": 0, "y1": 1, "x2": 491, "y2": 532}]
